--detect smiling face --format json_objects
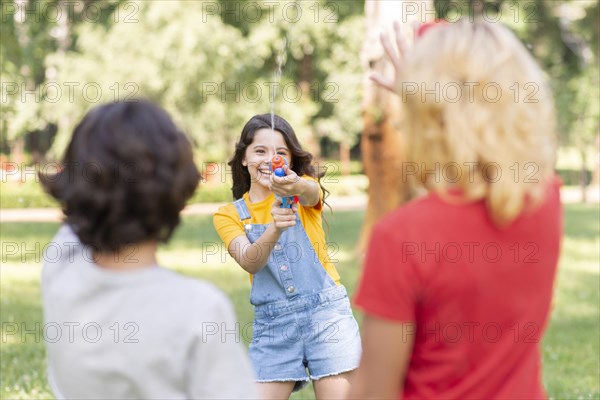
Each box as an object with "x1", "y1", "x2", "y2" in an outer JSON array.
[{"x1": 243, "y1": 128, "x2": 291, "y2": 194}]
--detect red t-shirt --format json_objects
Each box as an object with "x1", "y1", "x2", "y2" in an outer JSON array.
[{"x1": 354, "y1": 181, "x2": 562, "y2": 400}]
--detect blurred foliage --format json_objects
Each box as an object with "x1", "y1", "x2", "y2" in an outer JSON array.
[
  {"x1": 0, "y1": 0, "x2": 598, "y2": 166},
  {"x1": 0, "y1": 0, "x2": 366, "y2": 162}
]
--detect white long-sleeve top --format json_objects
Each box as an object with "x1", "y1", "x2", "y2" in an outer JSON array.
[{"x1": 41, "y1": 225, "x2": 258, "y2": 399}]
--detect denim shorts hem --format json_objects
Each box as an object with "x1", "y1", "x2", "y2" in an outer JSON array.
[
  {"x1": 255, "y1": 377, "x2": 309, "y2": 383},
  {"x1": 309, "y1": 365, "x2": 359, "y2": 380},
  {"x1": 255, "y1": 377, "x2": 310, "y2": 392}
]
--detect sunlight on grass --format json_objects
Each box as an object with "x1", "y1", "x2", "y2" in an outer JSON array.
[
  {"x1": 0, "y1": 264, "x2": 42, "y2": 282},
  {"x1": 158, "y1": 248, "x2": 241, "y2": 270}
]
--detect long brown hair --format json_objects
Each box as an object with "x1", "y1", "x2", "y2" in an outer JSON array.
[{"x1": 229, "y1": 114, "x2": 329, "y2": 206}]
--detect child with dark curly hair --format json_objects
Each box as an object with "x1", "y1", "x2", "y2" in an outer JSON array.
[{"x1": 40, "y1": 100, "x2": 257, "y2": 399}]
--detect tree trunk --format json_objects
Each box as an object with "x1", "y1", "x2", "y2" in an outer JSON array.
[
  {"x1": 340, "y1": 141, "x2": 351, "y2": 176},
  {"x1": 580, "y1": 149, "x2": 588, "y2": 203},
  {"x1": 358, "y1": 0, "x2": 432, "y2": 250},
  {"x1": 46, "y1": 0, "x2": 72, "y2": 159},
  {"x1": 593, "y1": 133, "x2": 600, "y2": 187},
  {"x1": 10, "y1": 137, "x2": 25, "y2": 168},
  {"x1": 299, "y1": 53, "x2": 321, "y2": 162}
]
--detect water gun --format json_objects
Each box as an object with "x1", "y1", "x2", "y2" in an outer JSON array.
[{"x1": 271, "y1": 155, "x2": 295, "y2": 208}]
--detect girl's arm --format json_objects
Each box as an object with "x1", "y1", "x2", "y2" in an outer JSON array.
[
  {"x1": 294, "y1": 178, "x2": 319, "y2": 207},
  {"x1": 348, "y1": 316, "x2": 414, "y2": 399},
  {"x1": 271, "y1": 166, "x2": 320, "y2": 207},
  {"x1": 227, "y1": 198, "x2": 297, "y2": 274}
]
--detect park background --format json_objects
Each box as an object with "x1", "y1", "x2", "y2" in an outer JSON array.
[{"x1": 1, "y1": 0, "x2": 599, "y2": 399}]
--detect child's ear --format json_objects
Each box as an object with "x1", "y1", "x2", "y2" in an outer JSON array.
[{"x1": 242, "y1": 158, "x2": 247, "y2": 167}]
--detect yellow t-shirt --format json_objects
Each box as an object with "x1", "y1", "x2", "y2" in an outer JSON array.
[{"x1": 213, "y1": 180, "x2": 341, "y2": 285}]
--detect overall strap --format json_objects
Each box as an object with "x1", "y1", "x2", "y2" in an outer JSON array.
[{"x1": 233, "y1": 198, "x2": 252, "y2": 221}]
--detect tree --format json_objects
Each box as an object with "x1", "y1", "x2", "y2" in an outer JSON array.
[
  {"x1": 39, "y1": 0, "x2": 361, "y2": 168},
  {"x1": 552, "y1": 1, "x2": 599, "y2": 202},
  {"x1": 316, "y1": 15, "x2": 364, "y2": 176},
  {"x1": 43, "y1": 1, "x2": 254, "y2": 162},
  {"x1": 358, "y1": 0, "x2": 431, "y2": 249},
  {"x1": 1, "y1": 0, "x2": 123, "y2": 162}
]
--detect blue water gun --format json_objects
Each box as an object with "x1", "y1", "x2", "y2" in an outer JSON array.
[{"x1": 271, "y1": 155, "x2": 295, "y2": 208}]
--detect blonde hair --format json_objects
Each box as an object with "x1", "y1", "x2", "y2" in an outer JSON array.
[{"x1": 400, "y1": 19, "x2": 557, "y2": 226}]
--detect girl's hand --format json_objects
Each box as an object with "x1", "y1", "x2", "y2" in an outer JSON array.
[
  {"x1": 271, "y1": 197, "x2": 297, "y2": 232},
  {"x1": 270, "y1": 165, "x2": 301, "y2": 197},
  {"x1": 369, "y1": 21, "x2": 409, "y2": 94}
]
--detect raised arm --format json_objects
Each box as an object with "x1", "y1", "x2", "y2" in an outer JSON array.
[{"x1": 370, "y1": 21, "x2": 409, "y2": 94}]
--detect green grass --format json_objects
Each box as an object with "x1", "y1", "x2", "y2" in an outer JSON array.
[{"x1": 1, "y1": 205, "x2": 598, "y2": 399}]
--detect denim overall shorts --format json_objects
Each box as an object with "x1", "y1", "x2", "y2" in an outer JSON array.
[{"x1": 233, "y1": 198, "x2": 362, "y2": 391}]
